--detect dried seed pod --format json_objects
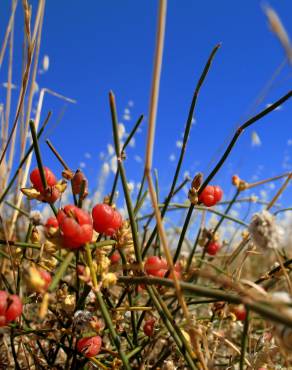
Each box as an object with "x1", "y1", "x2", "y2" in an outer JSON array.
[{"x1": 249, "y1": 210, "x2": 284, "y2": 250}]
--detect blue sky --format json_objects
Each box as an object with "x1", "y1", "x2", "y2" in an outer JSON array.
[{"x1": 1, "y1": 1, "x2": 292, "y2": 206}]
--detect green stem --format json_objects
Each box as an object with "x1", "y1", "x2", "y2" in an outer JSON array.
[
  {"x1": 0, "y1": 112, "x2": 51, "y2": 205},
  {"x1": 142, "y1": 45, "x2": 221, "y2": 257},
  {"x1": 29, "y1": 120, "x2": 48, "y2": 189},
  {"x1": 199, "y1": 91, "x2": 292, "y2": 194},
  {"x1": 109, "y1": 91, "x2": 142, "y2": 266},
  {"x1": 118, "y1": 276, "x2": 292, "y2": 328}
]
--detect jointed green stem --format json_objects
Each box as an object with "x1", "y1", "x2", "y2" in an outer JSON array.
[
  {"x1": 118, "y1": 276, "x2": 292, "y2": 328},
  {"x1": 0, "y1": 112, "x2": 51, "y2": 205},
  {"x1": 142, "y1": 44, "x2": 221, "y2": 258},
  {"x1": 109, "y1": 92, "x2": 142, "y2": 266}
]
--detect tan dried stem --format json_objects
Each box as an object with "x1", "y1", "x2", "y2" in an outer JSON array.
[
  {"x1": 0, "y1": 0, "x2": 44, "y2": 168},
  {"x1": 212, "y1": 331, "x2": 252, "y2": 367},
  {"x1": 0, "y1": 0, "x2": 18, "y2": 70},
  {"x1": 8, "y1": 88, "x2": 76, "y2": 239},
  {"x1": 244, "y1": 171, "x2": 292, "y2": 190},
  {"x1": 20, "y1": 0, "x2": 46, "y2": 158},
  {"x1": 266, "y1": 172, "x2": 292, "y2": 210},
  {"x1": 264, "y1": 5, "x2": 292, "y2": 64},
  {"x1": 143, "y1": 1, "x2": 207, "y2": 368},
  {"x1": 6, "y1": 3, "x2": 16, "y2": 176}
]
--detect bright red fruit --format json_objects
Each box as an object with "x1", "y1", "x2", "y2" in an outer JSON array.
[
  {"x1": 77, "y1": 336, "x2": 102, "y2": 358},
  {"x1": 144, "y1": 256, "x2": 181, "y2": 280},
  {"x1": 92, "y1": 204, "x2": 122, "y2": 236},
  {"x1": 206, "y1": 241, "x2": 220, "y2": 256},
  {"x1": 30, "y1": 167, "x2": 57, "y2": 193},
  {"x1": 232, "y1": 305, "x2": 247, "y2": 321},
  {"x1": 45, "y1": 217, "x2": 59, "y2": 229},
  {"x1": 110, "y1": 251, "x2": 120, "y2": 264},
  {"x1": 144, "y1": 256, "x2": 168, "y2": 276},
  {"x1": 39, "y1": 270, "x2": 52, "y2": 290},
  {"x1": 57, "y1": 205, "x2": 93, "y2": 249},
  {"x1": 143, "y1": 318, "x2": 156, "y2": 337},
  {"x1": 198, "y1": 185, "x2": 223, "y2": 207},
  {"x1": 43, "y1": 187, "x2": 60, "y2": 204},
  {"x1": 0, "y1": 291, "x2": 22, "y2": 326},
  {"x1": 72, "y1": 170, "x2": 88, "y2": 197},
  {"x1": 213, "y1": 186, "x2": 223, "y2": 203}
]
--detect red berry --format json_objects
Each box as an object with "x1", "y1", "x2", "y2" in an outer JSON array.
[
  {"x1": 57, "y1": 205, "x2": 93, "y2": 249},
  {"x1": 77, "y1": 336, "x2": 102, "y2": 358},
  {"x1": 77, "y1": 264, "x2": 85, "y2": 276},
  {"x1": 0, "y1": 291, "x2": 22, "y2": 326},
  {"x1": 39, "y1": 270, "x2": 52, "y2": 290},
  {"x1": 199, "y1": 185, "x2": 223, "y2": 207},
  {"x1": 232, "y1": 305, "x2": 247, "y2": 321},
  {"x1": 213, "y1": 186, "x2": 223, "y2": 203},
  {"x1": 198, "y1": 185, "x2": 216, "y2": 207},
  {"x1": 110, "y1": 251, "x2": 120, "y2": 264},
  {"x1": 5, "y1": 295, "x2": 22, "y2": 323},
  {"x1": 45, "y1": 217, "x2": 59, "y2": 229},
  {"x1": 144, "y1": 256, "x2": 167, "y2": 276},
  {"x1": 92, "y1": 204, "x2": 122, "y2": 236},
  {"x1": 206, "y1": 241, "x2": 220, "y2": 256},
  {"x1": 72, "y1": 170, "x2": 88, "y2": 196},
  {"x1": 43, "y1": 186, "x2": 60, "y2": 204},
  {"x1": 30, "y1": 167, "x2": 57, "y2": 193},
  {"x1": 143, "y1": 318, "x2": 156, "y2": 337}
]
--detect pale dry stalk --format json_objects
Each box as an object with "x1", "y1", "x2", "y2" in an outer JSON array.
[
  {"x1": 144, "y1": 0, "x2": 207, "y2": 368},
  {"x1": 8, "y1": 88, "x2": 76, "y2": 239}
]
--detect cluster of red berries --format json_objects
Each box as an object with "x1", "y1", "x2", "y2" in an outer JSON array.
[
  {"x1": 28, "y1": 166, "x2": 124, "y2": 248},
  {"x1": 77, "y1": 335, "x2": 102, "y2": 358},
  {"x1": 198, "y1": 185, "x2": 223, "y2": 207},
  {"x1": 144, "y1": 256, "x2": 181, "y2": 279},
  {"x1": 53, "y1": 203, "x2": 123, "y2": 249},
  {"x1": 0, "y1": 291, "x2": 22, "y2": 326}
]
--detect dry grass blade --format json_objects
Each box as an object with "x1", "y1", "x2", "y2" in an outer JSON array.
[
  {"x1": 0, "y1": 0, "x2": 18, "y2": 70},
  {"x1": 144, "y1": 1, "x2": 208, "y2": 368},
  {"x1": 264, "y1": 5, "x2": 292, "y2": 63},
  {"x1": 0, "y1": 0, "x2": 44, "y2": 167}
]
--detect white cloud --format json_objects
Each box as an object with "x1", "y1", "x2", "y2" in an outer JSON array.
[
  {"x1": 251, "y1": 131, "x2": 261, "y2": 147},
  {"x1": 266, "y1": 103, "x2": 282, "y2": 111},
  {"x1": 43, "y1": 55, "x2": 50, "y2": 71},
  {"x1": 129, "y1": 138, "x2": 135, "y2": 147},
  {"x1": 102, "y1": 162, "x2": 110, "y2": 174},
  {"x1": 2, "y1": 82, "x2": 17, "y2": 89},
  {"x1": 107, "y1": 144, "x2": 114, "y2": 156},
  {"x1": 169, "y1": 154, "x2": 176, "y2": 162},
  {"x1": 110, "y1": 156, "x2": 117, "y2": 173},
  {"x1": 118, "y1": 123, "x2": 126, "y2": 140},
  {"x1": 134, "y1": 155, "x2": 142, "y2": 163},
  {"x1": 123, "y1": 114, "x2": 131, "y2": 121}
]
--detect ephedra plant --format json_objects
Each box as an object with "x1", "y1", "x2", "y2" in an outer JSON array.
[{"x1": 0, "y1": 1, "x2": 292, "y2": 369}]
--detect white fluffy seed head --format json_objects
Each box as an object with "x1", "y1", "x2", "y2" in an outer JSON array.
[{"x1": 249, "y1": 210, "x2": 284, "y2": 250}]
